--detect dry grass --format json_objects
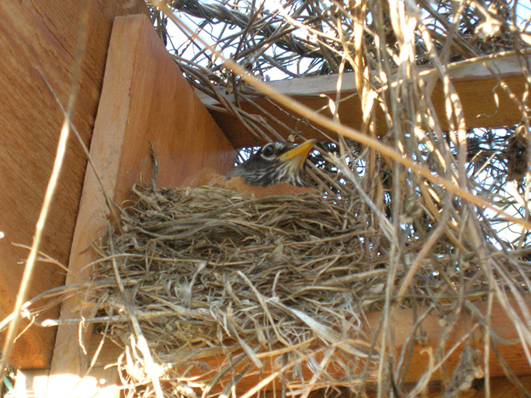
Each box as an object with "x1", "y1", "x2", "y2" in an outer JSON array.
[
  {"x1": 59, "y1": 175, "x2": 527, "y2": 397},
  {"x1": 92, "y1": 185, "x2": 380, "y2": 393},
  {"x1": 15, "y1": 0, "x2": 531, "y2": 397}
]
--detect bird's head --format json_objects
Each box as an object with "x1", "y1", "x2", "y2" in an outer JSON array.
[{"x1": 226, "y1": 139, "x2": 317, "y2": 186}]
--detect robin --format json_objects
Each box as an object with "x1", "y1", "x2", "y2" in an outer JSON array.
[
  {"x1": 224, "y1": 139, "x2": 317, "y2": 196},
  {"x1": 188, "y1": 140, "x2": 317, "y2": 197}
]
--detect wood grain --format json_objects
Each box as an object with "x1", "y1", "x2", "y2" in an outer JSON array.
[
  {"x1": 197, "y1": 55, "x2": 530, "y2": 148},
  {"x1": 46, "y1": 14, "x2": 235, "y2": 395},
  {"x1": 0, "y1": 0, "x2": 149, "y2": 369}
]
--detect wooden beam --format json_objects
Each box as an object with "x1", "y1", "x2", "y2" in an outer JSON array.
[
  {"x1": 45, "y1": 14, "x2": 235, "y2": 397},
  {"x1": 377, "y1": 300, "x2": 530, "y2": 383},
  {"x1": 0, "y1": 0, "x2": 149, "y2": 370},
  {"x1": 466, "y1": 375, "x2": 531, "y2": 397},
  {"x1": 322, "y1": 375, "x2": 531, "y2": 397},
  {"x1": 198, "y1": 55, "x2": 530, "y2": 148}
]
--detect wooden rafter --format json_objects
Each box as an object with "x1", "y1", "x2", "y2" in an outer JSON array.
[{"x1": 198, "y1": 54, "x2": 530, "y2": 148}]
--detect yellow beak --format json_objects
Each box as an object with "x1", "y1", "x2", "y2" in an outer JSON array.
[{"x1": 277, "y1": 139, "x2": 317, "y2": 167}]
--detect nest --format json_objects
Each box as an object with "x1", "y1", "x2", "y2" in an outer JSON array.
[
  {"x1": 74, "y1": 178, "x2": 528, "y2": 398},
  {"x1": 93, "y1": 185, "x2": 383, "y2": 395}
]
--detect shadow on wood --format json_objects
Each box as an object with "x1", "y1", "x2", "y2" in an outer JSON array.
[
  {"x1": 45, "y1": 13, "x2": 235, "y2": 397},
  {"x1": 0, "y1": 0, "x2": 149, "y2": 369}
]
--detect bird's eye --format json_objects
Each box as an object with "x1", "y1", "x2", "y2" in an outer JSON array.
[{"x1": 261, "y1": 144, "x2": 275, "y2": 159}]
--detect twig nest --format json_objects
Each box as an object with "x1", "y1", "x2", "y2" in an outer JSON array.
[{"x1": 93, "y1": 184, "x2": 386, "y2": 395}]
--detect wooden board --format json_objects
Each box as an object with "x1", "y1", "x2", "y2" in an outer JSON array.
[
  {"x1": 465, "y1": 375, "x2": 531, "y2": 397},
  {"x1": 0, "y1": 0, "x2": 149, "y2": 369},
  {"x1": 197, "y1": 55, "x2": 530, "y2": 148},
  {"x1": 85, "y1": 299, "x2": 530, "y2": 393},
  {"x1": 299, "y1": 375, "x2": 531, "y2": 397},
  {"x1": 45, "y1": 13, "x2": 235, "y2": 397}
]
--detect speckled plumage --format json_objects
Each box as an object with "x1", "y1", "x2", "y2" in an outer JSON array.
[{"x1": 226, "y1": 140, "x2": 316, "y2": 187}]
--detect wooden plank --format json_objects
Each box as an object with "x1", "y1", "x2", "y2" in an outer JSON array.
[
  {"x1": 279, "y1": 375, "x2": 531, "y2": 397},
  {"x1": 378, "y1": 300, "x2": 530, "y2": 383},
  {"x1": 365, "y1": 375, "x2": 531, "y2": 397},
  {"x1": 86, "y1": 299, "x2": 530, "y2": 393},
  {"x1": 45, "y1": 13, "x2": 235, "y2": 396},
  {"x1": 198, "y1": 55, "x2": 530, "y2": 148},
  {"x1": 0, "y1": 0, "x2": 149, "y2": 370},
  {"x1": 468, "y1": 375, "x2": 531, "y2": 397}
]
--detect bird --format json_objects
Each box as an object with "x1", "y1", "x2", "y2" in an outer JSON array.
[
  {"x1": 187, "y1": 140, "x2": 318, "y2": 197},
  {"x1": 226, "y1": 139, "x2": 316, "y2": 186},
  {"x1": 225, "y1": 139, "x2": 317, "y2": 196}
]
